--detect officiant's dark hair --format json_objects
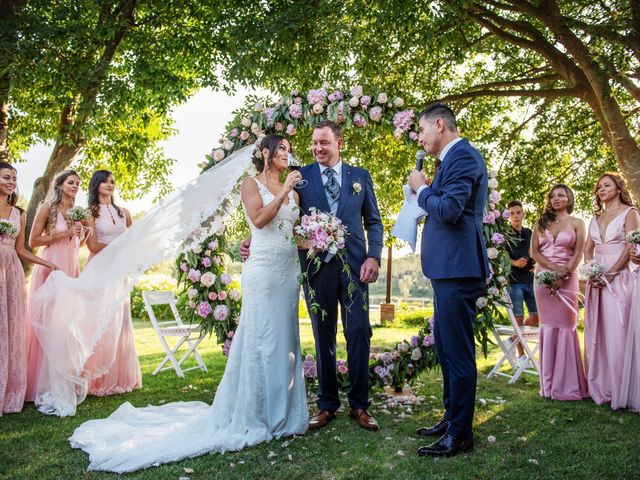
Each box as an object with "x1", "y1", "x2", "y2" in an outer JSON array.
[
  {"x1": 419, "y1": 103, "x2": 457, "y2": 132},
  {"x1": 255, "y1": 134, "x2": 292, "y2": 172},
  {"x1": 313, "y1": 120, "x2": 343, "y2": 139}
]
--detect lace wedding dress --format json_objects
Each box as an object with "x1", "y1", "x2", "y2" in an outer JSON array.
[{"x1": 69, "y1": 177, "x2": 308, "y2": 473}]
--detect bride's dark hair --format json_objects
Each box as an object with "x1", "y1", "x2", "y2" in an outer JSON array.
[
  {"x1": 253, "y1": 134, "x2": 292, "y2": 172},
  {"x1": 537, "y1": 184, "x2": 574, "y2": 232},
  {"x1": 88, "y1": 170, "x2": 124, "y2": 219}
]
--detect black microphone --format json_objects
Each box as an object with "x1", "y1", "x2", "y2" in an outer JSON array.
[{"x1": 415, "y1": 149, "x2": 426, "y2": 171}]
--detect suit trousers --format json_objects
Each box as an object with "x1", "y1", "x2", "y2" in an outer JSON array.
[{"x1": 431, "y1": 277, "x2": 485, "y2": 438}]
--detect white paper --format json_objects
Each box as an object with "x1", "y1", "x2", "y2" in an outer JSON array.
[{"x1": 391, "y1": 184, "x2": 427, "y2": 252}]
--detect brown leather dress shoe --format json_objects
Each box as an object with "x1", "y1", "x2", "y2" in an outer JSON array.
[
  {"x1": 349, "y1": 408, "x2": 380, "y2": 431},
  {"x1": 308, "y1": 410, "x2": 336, "y2": 430}
]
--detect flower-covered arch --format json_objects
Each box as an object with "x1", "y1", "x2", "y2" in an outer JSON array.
[{"x1": 176, "y1": 84, "x2": 513, "y2": 392}]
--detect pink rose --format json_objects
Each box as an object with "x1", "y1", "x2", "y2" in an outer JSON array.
[
  {"x1": 208, "y1": 291, "x2": 218, "y2": 301},
  {"x1": 240, "y1": 131, "x2": 250, "y2": 141},
  {"x1": 218, "y1": 290, "x2": 227, "y2": 300}
]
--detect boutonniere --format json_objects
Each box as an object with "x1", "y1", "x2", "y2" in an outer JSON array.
[{"x1": 352, "y1": 181, "x2": 362, "y2": 195}]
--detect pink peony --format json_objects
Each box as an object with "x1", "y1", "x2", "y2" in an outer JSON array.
[
  {"x1": 360, "y1": 95, "x2": 371, "y2": 106},
  {"x1": 328, "y1": 90, "x2": 344, "y2": 102},
  {"x1": 229, "y1": 128, "x2": 239, "y2": 137},
  {"x1": 197, "y1": 301, "x2": 212, "y2": 318},
  {"x1": 275, "y1": 122, "x2": 284, "y2": 131},
  {"x1": 208, "y1": 240, "x2": 218, "y2": 250},
  {"x1": 392, "y1": 109, "x2": 415, "y2": 131},
  {"x1": 369, "y1": 106, "x2": 383, "y2": 122},
  {"x1": 483, "y1": 211, "x2": 496, "y2": 225},
  {"x1": 187, "y1": 269, "x2": 201, "y2": 283},
  {"x1": 350, "y1": 85, "x2": 363, "y2": 97},
  {"x1": 288, "y1": 103, "x2": 303, "y2": 119},
  {"x1": 410, "y1": 335, "x2": 420, "y2": 348},
  {"x1": 303, "y1": 356, "x2": 317, "y2": 378},
  {"x1": 179, "y1": 262, "x2": 188, "y2": 273},
  {"x1": 201, "y1": 257, "x2": 212, "y2": 268},
  {"x1": 286, "y1": 124, "x2": 297, "y2": 136},
  {"x1": 213, "y1": 304, "x2": 229, "y2": 321},
  {"x1": 502, "y1": 210, "x2": 511, "y2": 220},
  {"x1": 423, "y1": 334, "x2": 435, "y2": 347},
  {"x1": 240, "y1": 130, "x2": 250, "y2": 141},
  {"x1": 222, "y1": 338, "x2": 232, "y2": 356},
  {"x1": 353, "y1": 113, "x2": 367, "y2": 128},
  {"x1": 220, "y1": 273, "x2": 232, "y2": 285},
  {"x1": 489, "y1": 190, "x2": 501, "y2": 204},
  {"x1": 307, "y1": 88, "x2": 327, "y2": 105},
  {"x1": 491, "y1": 233, "x2": 505, "y2": 245}
]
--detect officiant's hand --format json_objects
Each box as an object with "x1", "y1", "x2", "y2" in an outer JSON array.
[
  {"x1": 408, "y1": 169, "x2": 430, "y2": 192},
  {"x1": 360, "y1": 257, "x2": 379, "y2": 283},
  {"x1": 240, "y1": 238, "x2": 251, "y2": 261}
]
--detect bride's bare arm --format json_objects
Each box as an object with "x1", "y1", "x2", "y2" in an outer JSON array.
[{"x1": 241, "y1": 174, "x2": 299, "y2": 229}]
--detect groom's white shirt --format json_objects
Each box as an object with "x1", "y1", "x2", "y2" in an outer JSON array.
[{"x1": 319, "y1": 159, "x2": 343, "y2": 215}]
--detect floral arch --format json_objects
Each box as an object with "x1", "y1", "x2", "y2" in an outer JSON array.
[{"x1": 175, "y1": 84, "x2": 513, "y2": 392}]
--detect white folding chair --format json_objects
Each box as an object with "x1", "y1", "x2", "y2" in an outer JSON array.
[
  {"x1": 487, "y1": 293, "x2": 540, "y2": 384},
  {"x1": 142, "y1": 290, "x2": 208, "y2": 378}
]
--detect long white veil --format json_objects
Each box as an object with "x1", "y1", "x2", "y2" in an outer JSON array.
[{"x1": 30, "y1": 145, "x2": 253, "y2": 416}]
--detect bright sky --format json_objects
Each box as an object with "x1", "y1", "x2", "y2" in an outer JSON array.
[{"x1": 17, "y1": 87, "x2": 263, "y2": 214}]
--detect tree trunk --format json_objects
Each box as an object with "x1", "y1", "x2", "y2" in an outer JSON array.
[{"x1": 0, "y1": 78, "x2": 8, "y2": 162}]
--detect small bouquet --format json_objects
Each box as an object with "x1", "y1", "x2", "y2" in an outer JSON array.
[
  {"x1": 0, "y1": 220, "x2": 18, "y2": 238},
  {"x1": 627, "y1": 229, "x2": 640, "y2": 254},
  {"x1": 579, "y1": 260, "x2": 606, "y2": 282},
  {"x1": 294, "y1": 207, "x2": 347, "y2": 258},
  {"x1": 535, "y1": 270, "x2": 564, "y2": 286},
  {"x1": 65, "y1": 206, "x2": 90, "y2": 223}
]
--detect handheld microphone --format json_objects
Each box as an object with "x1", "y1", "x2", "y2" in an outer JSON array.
[{"x1": 415, "y1": 149, "x2": 426, "y2": 171}]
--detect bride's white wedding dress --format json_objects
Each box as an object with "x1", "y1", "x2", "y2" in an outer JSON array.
[{"x1": 70, "y1": 177, "x2": 308, "y2": 472}]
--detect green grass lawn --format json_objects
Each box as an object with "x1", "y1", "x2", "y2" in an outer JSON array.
[{"x1": 1, "y1": 319, "x2": 639, "y2": 480}]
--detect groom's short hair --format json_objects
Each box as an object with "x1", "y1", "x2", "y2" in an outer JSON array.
[
  {"x1": 313, "y1": 120, "x2": 343, "y2": 140},
  {"x1": 419, "y1": 103, "x2": 457, "y2": 132}
]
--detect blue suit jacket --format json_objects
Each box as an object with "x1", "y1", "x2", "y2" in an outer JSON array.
[
  {"x1": 417, "y1": 139, "x2": 490, "y2": 280},
  {"x1": 297, "y1": 162, "x2": 383, "y2": 274}
]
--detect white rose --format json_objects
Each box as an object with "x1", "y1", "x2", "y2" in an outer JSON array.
[
  {"x1": 241, "y1": 117, "x2": 252, "y2": 128},
  {"x1": 487, "y1": 247, "x2": 499, "y2": 260},
  {"x1": 312, "y1": 103, "x2": 324, "y2": 114},
  {"x1": 393, "y1": 128, "x2": 404, "y2": 140},
  {"x1": 497, "y1": 275, "x2": 507, "y2": 285},
  {"x1": 222, "y1": 140, "x2": 234, "y2": 151},
  {"x1": 393, "y1": 97, "x2": 404, "y2": 107},
  {"x1": 488, "y1": 169, "x2": 499, "y2": 178},
  {"x1": 488, "y1": 286, "x2": 499, "y2": 296},
  {"x1": 350, "y1": 85, "x2": 363, "y2": 97},
  {"x1": 251, "y1": 122, "x2": 261, "y2": 134},
  {"x1": 187, "y1": 288, "x2": 198, "y2": 298},
  {"x1": 348, "y1": 96, "x2": 359, "y2": 108},
  {"x1": 192, "y1": 244, "x2": 203, "y2": 254},
  {"x1": 476, "y1": 296, "x2": 488, "y2": 308},
  {"x1": 200, "y1": 272, "x2": 216, "y2": 288},
  {"x1": 488, "y1": 178, "x2": 499, "y2": 189},
  {"x1": 377, "y1": 92, "x2": 388, "y2": 104},
  {"x1": 410, "y1": 348, "x2": 422, "y2": 361}
]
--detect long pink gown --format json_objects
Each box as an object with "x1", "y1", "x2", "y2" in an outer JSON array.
[
  {"x1": 535, "y1": 229, "x2": 589, "y2": 400},
  {"x1": 619, "y1": 264, "x2": 640, "y2": 412},
  {"x1": 25, "y1": 212, "x2": 80, "y2": 402},
  {"x1": 0, "y1": 207, "x2": 27, "y2": 414},
  {"x1": 86, "y1": 204, "x2": 141, "y2": 396},
  {"x1": 584, "y1": 208, "x2": 634, "y2": 408}
]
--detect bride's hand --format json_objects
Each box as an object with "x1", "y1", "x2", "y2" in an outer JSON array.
[{"x1": 283, "y1": 171, "x2": 302, "y2": 191}]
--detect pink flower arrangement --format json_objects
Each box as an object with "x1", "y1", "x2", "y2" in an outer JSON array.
[
  {"x1": 286, "y1": 124, "x2": 296, "y2": 135},
  {"x1": 306, "y1": 88, "x2": 327, "y2": 105},
  {"x1": 303, "y1": 354, "x2": 317, "y2": 378},
  {"x1": 288, "y1": 103, "x2": 303, "y2": 119},
  {"x1": 423, "y1": 334, "x2": 435, "y2": 347},
  {"x1": 502, "y1": 210, "x2": 510, "y2": 220},
  {"x1": 180, "y1": 262, "x2": 188, "y2": 272},
  {"x1": 197, "y1": 301, "x2": 212, "y2": 318},
  {"x1": 483, "y1": 211, "x2": 496, "y2": 225},
  {"x1": 222, "y1": 337, "x2": 233, "y2": 356},
  {"x1": 208, "y1": 240, "x2": 218, "y2": 249},
  {"x1": 360, "y1": 95, "x2": 371, "y2": 107},
  {"x1": 295, "y1": 208, "x2": 347, "y2": 255},
  {"x1": 239, "y1": 130, "x2": 250, "y2": 141},
  {"x1": 489, "y1": 190, "x2": 501, "y2": 204},
  {"x1": 275, "y1": 122, "x2": 284, "y2": 131},
  {"x1": 336, "y1": 359, "x2": 348, "y2": 374},
  {"x1": 353, "y1": 113, "x2": 367, "y2": 128},
  {"x1": 265, "y1": 107, "x2": 274, "y2": 125},
  {"x1": 218, "y1": 290, "x2": 227, "y2": 300},
  {"x1": 229, "y1": 289, "x2": 241, "y2": 301},
  {"x1": 392, "y1": 109, "x2": 415, "y2": 131},
  {"x1": 201, "y1": 257, "x2": 212, "y2": 268},
  {"x1": 187, "y1": 269, "x2": 201, "y2": 283},
  {"x1": 491, "y1": 233, "x2": 505, "y2": 245},
  {"x1": 208, "y1": 291, "x2": 218, "y2": 301},
  {"x1": 328, "y1": 90, "x2": 344, "y2": 102},
  {"x1": 229, "y1": 128, "x2": 239, "y2": 137},
  {"x1": 369, "y1": 106, "x2": 383, "y2": 122},
  {"x1": 213, "y1": 304, "x2": 229, "y2": 321},
  {"x1": 220, "y1": 273, "x2": 232, "y2": 285}
]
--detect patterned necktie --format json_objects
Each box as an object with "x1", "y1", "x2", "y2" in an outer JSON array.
[{"x1": 323, "y1": 168, "x2": 340, "y2": 201}]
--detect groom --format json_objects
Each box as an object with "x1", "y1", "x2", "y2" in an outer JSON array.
[
  {"x1": 298, "y1": 121, "x2": 383, "y2": 432},
  {"x1": 408, "y1": 104, "x2": 489, "y2": 457}
]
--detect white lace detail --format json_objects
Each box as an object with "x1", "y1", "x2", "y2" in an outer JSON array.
[{"x1": 68, "y1": 171, "x2": 308, "y2": 472}]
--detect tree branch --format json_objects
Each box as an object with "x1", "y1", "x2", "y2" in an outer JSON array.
[
  {"x1": 437, "y1": 86, "x2": 582, "y2": 103},
  {"x1": 466, "y1": 73, "x2": 563, "y2": 91}
]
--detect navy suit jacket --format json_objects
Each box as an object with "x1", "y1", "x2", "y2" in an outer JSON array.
[
  {"x1": 297, "y1": 162, "x2": 383, "y2": 274},
  {"x1": 417, "y1": 139, "x2": 489, "y2": 280}
]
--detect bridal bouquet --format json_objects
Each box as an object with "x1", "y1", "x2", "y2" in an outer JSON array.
[
  {"x1": 579, "y1": 260, "x2": 606, "y2": 281},
  {"x1": 535, "y1": 270, "x2": 564, "y2": 287},
  {"x1": 0, "y1": 220, "x2": 17, "y2": 238},
  {"x1": 627, "y1": 229, "x2": 640, "y2": 254},
  {"x1": 294, "y1": 208, "x2": 347, "y2": 257},
  {"x1": 66, "y1": 206, "x2": 90, "y2": 223}
]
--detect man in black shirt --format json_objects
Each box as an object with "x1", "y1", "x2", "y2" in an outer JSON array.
[{"x1": 506, "y1": 201, "x2": 538, "y2": 361}]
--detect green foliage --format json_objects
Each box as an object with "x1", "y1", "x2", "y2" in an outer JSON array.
[
  {"x1": 395, "y1": 305, "x2": 433, "y2": 328},
  {"x1": 129, "y1": 272, "x2": 177, "y2": 320}
]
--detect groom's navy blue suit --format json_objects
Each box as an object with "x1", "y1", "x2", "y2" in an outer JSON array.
[
  {"x1": 417, "y1": 138, "x2": 489, "y2": 438},
  {"x1": 297, "y1": 161, "x2": 383, "y2": 412}
]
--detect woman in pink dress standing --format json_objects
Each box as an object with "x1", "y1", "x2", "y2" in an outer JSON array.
[
  {"x1": 25, "y1": 170, "x2": 83, "y2": 402},
  {"x1": 621, "y1": 246, "x2": 640, "y2": 412},
  {"x1": 0, "y1": 163, "x2": 58, "y2": 415},
  {"x1": 84, "y1": 170, "x2": 142, "y2": 395},
  {"x1": 583, "y1": 173, "x2": 639, "y2": 409},
  {"x1": 531, "y1": 184, "x2": 588, "y2": 401}
]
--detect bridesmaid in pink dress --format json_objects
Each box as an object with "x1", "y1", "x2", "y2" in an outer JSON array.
[
  {"x1": 584, "y1": 173, "x2": 640, "y2": 409},
  {"x1": 621, "y1": 246, "x2": 640, "y2": 412},
  {"x1": 84, "y1": 170, "x2": 142, "y2": 396},
  {"x1": 531, "y1": 184, "x2": 588, "y2": 400},
  {"x1": 25, "y1": 170, "x2": 83, "y2": 402},
  {"x1": 0, "y1": 163, "x2": 57, "y2": 415}
]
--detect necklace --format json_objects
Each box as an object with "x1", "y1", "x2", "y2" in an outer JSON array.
[{"x1": 104, "y1": 204, "x2": 116, "y2": 225}]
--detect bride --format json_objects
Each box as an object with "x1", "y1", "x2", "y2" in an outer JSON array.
[{"x1": 34, "y1": 135, "x2": 308, "y2": 471}]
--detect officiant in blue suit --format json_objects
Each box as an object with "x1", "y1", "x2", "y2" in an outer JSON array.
[{"x1": 408, "y1": 104, "x2": 489, "y2": 458}]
